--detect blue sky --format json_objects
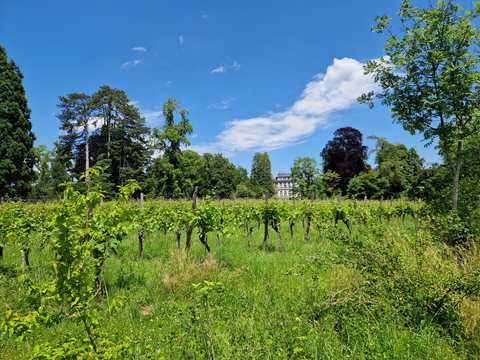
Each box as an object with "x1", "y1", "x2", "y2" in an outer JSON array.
[{"x1": 2, "y1": 0, "x2": 474, "y2": 176}]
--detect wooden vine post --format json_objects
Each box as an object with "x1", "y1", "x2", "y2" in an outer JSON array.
[
  {"x1": 138, "y1": 193, "x2": 145, "y2": 260},
  {"x1": 185, "y1": 186, "x2": 199, "y2": 255},
  {"x1": 304, "y1": 192, "x2": 314, "y2": 242},
  {"x1": 262, "y1": 190, "x2": 269, "y2": 252}
]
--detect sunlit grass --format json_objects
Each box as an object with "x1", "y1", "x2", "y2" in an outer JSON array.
[{"x1": 1, "y1": 216, "x2": 479, "y2": 359}]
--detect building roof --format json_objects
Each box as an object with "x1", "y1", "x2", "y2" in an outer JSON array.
[{"x1": 277, "y1": 172, "x2": 291, "y2": 176}]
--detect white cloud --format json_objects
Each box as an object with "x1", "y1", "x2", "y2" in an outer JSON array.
[
  {"x1": 210, "y1": 60, "x2": 240, "y2": 74},
  {"x1": 121, "y1": 61, "x2": 131, "y2": 69},
  {"x1": 132, "y1": 46, "x2": 146, "y2": 52},
  {"x1": 121, "y1": 60, "x2": 142, "y2": 69},
  {"x1": 211, "y1": 65, "x2": 225, "y2": 74},
  {"x1": 165, "y1": 81, "x2": 171, "y2": 86},
  {"x1": 197, "y1": 58, "x2": 378, "y2": 153},
  {"x1": 231, "y1": 61, "x2": 241, "y2": 70},
  {"x1": 179, "y1": 36, "x2": 183, "y2": 45},
  {"x1": 208, "y1": 99, "x2": 230, "y2": 110},
  {"x1": 129, "y1": 100, "x2": 163, "y2": 127},
  {"x1": 141, "y1": 109, "x2": 163, "y2": 127}
]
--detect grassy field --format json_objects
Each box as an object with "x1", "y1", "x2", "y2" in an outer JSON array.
[{"x1": 1, "y1": 216, "x2": 479, "y2": 359}]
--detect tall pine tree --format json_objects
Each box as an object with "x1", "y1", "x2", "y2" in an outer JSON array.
[
  {"x1": 91, "y1": 86, "x2": 151, "y2": 193},
  {"x1": 56, "y1": 92, "x2": 94, "y2": 178},
  {"x1": 0, "y1": 46, "x2": 36, "y2": 198},
  {"x1": 56, "y1": 86, "x2": 151, "y2": 194}
]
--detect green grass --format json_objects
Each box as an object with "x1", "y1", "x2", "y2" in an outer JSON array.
[{"x1": 1, "y1": 217, "x2": 479, "y2": 359}]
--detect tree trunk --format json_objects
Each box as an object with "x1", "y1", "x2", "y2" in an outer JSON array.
[
  {"x1": 247, "y1": 227, "x2": 253, "y2": 248},
  {"x1": 199, "y1": 233, "x2": 212, "y2": 261},
  {"x1": 289, "y1": 220, "x2": 295, "y2": 241},
  {"x1": 21, "y1": 248, "x2": 30, "y2": 273},
  {"x1": 452, "y1": 149, "x2": 462, "y2": 212},
  {"x1": 274, "y1": 224, "x2": 282, "y2": 253},
  {"x1": 138, "y1": 228, "x2": 144, "y2": 260},
  {"x1": 304, "y1": 215, "x2": 311, "y2": 243},
  {"x1": 176, "y1": 231, "x2": 181, "y2": 251},
  {"x1": 85, "y1": 125, "x2": 90, "y2": 177},
  {"x1": 304, "y1": 192, "x2": 314, "y2": 242}
]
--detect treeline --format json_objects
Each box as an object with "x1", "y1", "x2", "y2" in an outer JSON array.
[
  {"x1": 29, "y1": 93, "x2": 276, "y2": 200},
  {"x1": 291, "y1": 126, "x2": 480, "y2": 228}
]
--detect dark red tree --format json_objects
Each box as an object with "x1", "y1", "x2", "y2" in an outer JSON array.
[{"x1": 320, "y1": 127, "x2": 368, "y2": 193}]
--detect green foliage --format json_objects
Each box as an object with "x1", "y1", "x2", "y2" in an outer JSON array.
[
  {"x1": 92, "y1": 86, "x2": 152, "y2": 194},
  {"x1": 188, "y1": 281, "x2": 225, "y2": 359},
  {"x1": 151, "y1": 97, "x2": 194, "y2": 198},
  {"x1": 323, "y1": 170, "x2": 341, "y2": 197},
  {"x1": 426, "y1": 212, "x2": 475, "y2": 247},
  {"x1": 290, "y1": 156, "x2": 323, "y2": 198},
  {"x1": 56, "y1": 87, "x2": 150, "y2": 196},
  {"x1": 347, "y1": 171, "x2": 382, "y2": 199},
  {"x1": 2, "y1": 195, "x2": 479, "y2": 358},
  {"x1": 359, "y1": 0, "x2": 480, "y2": 210},
  {"x1": 0, "y1": 46, "x2": 36, "y2": 198},
  {"x1": 320, "y1": 127, "x2": 369, "y2": 193},
  {"x1": 197, "y1": 153, "x2": 239, "y2": 199},
  {"x1": 370, "y1": 136, "x2": 425, "y2": 197},
  {"x1": 250, "y1": 152, "x2": 275, "y2": 197},
  {"x1": 1, "y1": 168, "x2": 136, "y2": 358}
]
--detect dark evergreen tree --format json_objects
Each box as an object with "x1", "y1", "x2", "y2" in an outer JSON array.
[
  {"x1": 0, "y1": 46, "x2": 36, "y2": 197},
  {"x1": 250, "y1": 152, "x2": 274, "y2": 197},
  {"x1": 56, "y1": 92, "x2": 94, "y2": 179},
  {"x1": 56, "y1": 86, "x2": 151, "y2": 194},
  {"x1": 320, "y1": 127, "x2": 368, "y2": 194},
  {"x1": 92, "y1": 86, "x2": 151, "y2": 193}
]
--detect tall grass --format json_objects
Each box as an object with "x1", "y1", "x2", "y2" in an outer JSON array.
[{"x1": 1, "y1": 216, "x2": 478, "y2": 359}]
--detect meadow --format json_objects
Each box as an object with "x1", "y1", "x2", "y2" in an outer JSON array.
[{"x1": 0, "y1": 188, "x2": 479, "y2": 359}]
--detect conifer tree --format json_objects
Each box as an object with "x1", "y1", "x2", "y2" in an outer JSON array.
[{"x1": 0, "y1": 46, "x2": 36, "y2": 197}]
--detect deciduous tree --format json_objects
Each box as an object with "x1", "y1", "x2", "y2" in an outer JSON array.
[
  {"x1": 290, "y1": 156, "x2": 322, "y2": 198},
  {"x1": 250, "y1": 152, "x2": 274, "y2": 197},
  {"x1": 320, "y1": 127, "x2": 368, "y2": 193},
  {"x1": 151, "y1": 97, "x2": 193, "y2": 197},
  {"x1": 359, "y1": 0, "x2": 480, "y2": 211}
]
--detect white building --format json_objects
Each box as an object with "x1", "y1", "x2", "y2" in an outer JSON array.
[{"x1": 274, "y1": 172, "x2": 297, "y2": 199}]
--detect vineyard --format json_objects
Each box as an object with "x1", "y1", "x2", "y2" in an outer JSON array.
[{"x1": 0, "y1": 178, "x2": 479, "y2": 359}]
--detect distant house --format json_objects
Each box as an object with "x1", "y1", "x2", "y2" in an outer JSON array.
[{"x1": 274, "y1": 172, "x2": 297, "y2": 199}]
